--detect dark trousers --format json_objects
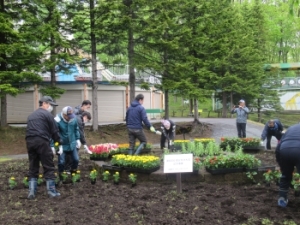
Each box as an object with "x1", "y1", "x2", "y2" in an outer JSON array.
[
  {"x1": 65, "y1": 148, "x2": 79, "y2": 171},
  {"x1": 236, "y1": 123, "x2": 246, "y2": 138},
  {"x1": 58, "y1": 150, "x2": 79, "y2": 173},
  {"x1": 277, "y1": 147, "x2": 300, "y2": 198},
  {"x1": 128, "y1": 128, "x2": 147, "y2": 151},
  {"x1": 266, "y1": 131, "x2": 282, "y2": 150},
  {"x1": 26, "y1": 137, "x2": 55, "y2": 180},
  {"x1": 160, "y1": 131, "x2": 174, "y2": 149}
]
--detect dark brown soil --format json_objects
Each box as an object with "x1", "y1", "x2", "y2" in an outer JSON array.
[
  {"x1": 0, "y1": 155, "x2": 299, "y2": 225},
  {"x1": 1, "y1": 121, "x2": 299, "y2": 225}
]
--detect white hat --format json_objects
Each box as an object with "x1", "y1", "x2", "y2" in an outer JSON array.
[{"x1": 239, "y1": 99, "x2": 245, "y2": 103}]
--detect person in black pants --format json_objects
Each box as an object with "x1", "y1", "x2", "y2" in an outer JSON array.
[
  {"x1": 276, "y1": 123, "x2": 300, "y2": 207},
  {"x1": 261, "y1": 119, "x2": 283, "y2": 150},
  {"x1": 160, "y1": 119, "x2": 176, "y2": 151},
  {"x1": 26, "y1": 96, "x2": 62, "y2": 199}
]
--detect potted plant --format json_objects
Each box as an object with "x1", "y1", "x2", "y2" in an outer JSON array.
[
  {"x1": 292, "y1": 173, "x2": 300, "y2": 197},
  {"x1": 263, "y1": 169, "x2": 281, "y2": 186},
  {"x1": 128, "y1": 173, "x2": 137, "y2": 187},
  {"x1": 8, "y1": 177, "x2": 17, "y2": 190},
  {"x1": 113, "y1": 172, "x2": 120, "y2": 185},
  {"x1": 102, "y1": 170, "x2": 110, "y2": 182},
  {"x1": 89, "y1": 169, "x2": 98, "y2": 184},
  {"x1": 37, "y1": 174, "x2": 43, "y2": 186},
  {"x1": 220, "y1": 137, "x2": 262, "y2": 153},
  {"x1": 60, "y1": 171, "x2": 68, "y2": 184},
  {"x1": 23, "y1": 176, "x2": 29, "y2": 188},
  {"x1": 71, "y1": 170, "x2": 81, "y2": 185},
  {"x1": 193, "y1": 156, "x2": 203, "y2": 172}
]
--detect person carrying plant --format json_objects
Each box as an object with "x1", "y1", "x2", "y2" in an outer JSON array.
[
  {"x1": 25, "y1": 96, "x2": 62, "y2": 199},
  {"x1": 125, "y1": 94, "x2": 157, "y2": 155},
  {"x1": 160, "y1": 119, "x2": 176, "y2": 151},
  {"x1": 53, "y1": 106, "x2": 80, "y2": 179},
  {"x1": 275, "y1": 123, "x2": 300, "y2": 208},
  {"x1": 231, "y1": 99, "x2": 249, "y2": 138},
  {"x1": 261, "y1": 119, "x2": 283, "y2": 150}
]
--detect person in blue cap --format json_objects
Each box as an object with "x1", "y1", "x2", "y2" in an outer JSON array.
[{"x1": 231, "y1": 99, "x2": 249, "y2": 138}]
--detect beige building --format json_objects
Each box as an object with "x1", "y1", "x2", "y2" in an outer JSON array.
[{"x1": 6, "y1": 83, "x2": 163, "y2": 123}]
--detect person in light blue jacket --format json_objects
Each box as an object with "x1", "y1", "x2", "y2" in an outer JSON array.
[
  {"x1": 54, "y1": 106, "x2": 80, "y2": 175},
  {"x1": 231, "y1": 99, "x2": 249, "y2": 138}
]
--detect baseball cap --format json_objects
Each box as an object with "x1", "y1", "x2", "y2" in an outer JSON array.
[
  {"x1": 239, "y1": 99, "x2": 245, "y2": 103},
  {"x1": 39, "y1": 96, "x2": 58, "y2": 106},
  {"x1": 62, "y1": 106, "x2": 75, "y2": 119}
]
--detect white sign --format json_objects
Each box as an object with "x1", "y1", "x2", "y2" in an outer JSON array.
[{"x1": 163, "y1": 154, "x2": 193, "y2": 173}]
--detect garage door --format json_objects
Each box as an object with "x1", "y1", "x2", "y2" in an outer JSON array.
[
  {"x1": 89, "y1": 90, "x2": 124, "y2": 122},
  {"x1": 7, "y1": 92, "x2": 34, "y2": 123},
  {"x1": 55, "y1": 90, "x2": 83, "y2": 113}
]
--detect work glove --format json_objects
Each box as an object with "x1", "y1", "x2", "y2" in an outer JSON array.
[
  {"x1": 51, "y1": 147, "x2": 56, "y2": 155},
  {"x1": 155, "y1": 131, "x2": 162, "y2": 135},
  {"x1": 76, "y1": 140, "x2": 81, "y2": 149},
  {"x1": 169, "y1": 140, "x2": 173, "y2": 146},
  {"x1": 58, "y1": 145, "x2": 63, "y2": 155},
  {"x1": 260, "y1": 141, "x2": 264, "y2": 146},
  {"x1": 83, "y1": 145, "x2": 92, "y2": 154},
  {"x1": 150, "y1": 126, "x2": 156, "y2": 133}
]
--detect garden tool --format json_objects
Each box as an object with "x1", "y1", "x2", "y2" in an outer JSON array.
[
  {"x1": 46, "y1": 179, "x2": 61, "y2": 198},
  {"x1": 28, "y1": 178, "x2": 37, "y2": 200}
]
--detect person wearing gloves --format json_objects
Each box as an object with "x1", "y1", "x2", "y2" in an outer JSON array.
[
  {"x1": 126, "y1": 94, "x2": 156, "y2": 155},
  {"x1": 275, "y1": 123, "x2": 300, "y2": 208},
  {"x1": 160, "y1": 119, "x2": 176, "y2": 151},
  {"x1": 25, "y1": 96, "x2": 61, "y2": 199},
  {"x1": 261, "y1": 119, "x2": 283, "y2": 150},
  {"x1": 54, "y1": 106, "x2": 80, "y2": 178},
  {"x1": 77, "y1": 111, "x2": 92, "y2": 154},
  {"x1": 231, "y1": 99, "x2": 249, "y2": 138}
]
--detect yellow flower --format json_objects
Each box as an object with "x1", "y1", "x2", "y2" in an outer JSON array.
[
  {"x1": 39, "y1": 174, "x2": 43, "y2": 178},
  {"x1": 116, "y1": 172, "x2": 119, "y2": 175},
  {"x1": 76, "y1": 170, "x2": 80, "y2": 174},
  {"x1": 105, "y1": 171, "x2": 109, "y2": 174},
  {"x1": 54, "y1": 142, "x2": 59, "y2": 146},
  {"x1": 10, "y1": 177, "x2": 15, "y2": 180}
]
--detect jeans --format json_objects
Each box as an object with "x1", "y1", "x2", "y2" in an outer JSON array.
[
  {"x1": 58, "y1": 150, "x2": 79, "y2": 173},
  {"x1": 236, "y1": 123, "x2": 246, "y2": 138}
]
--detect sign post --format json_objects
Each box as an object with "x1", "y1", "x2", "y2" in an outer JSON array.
[{"x1": 163, "y1": 154, "x2": 193, "y2": 194}]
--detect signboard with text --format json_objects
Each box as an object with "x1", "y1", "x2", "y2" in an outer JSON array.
[{"x1": 163, "y1": 154, "x2": 193, "y2": 173}]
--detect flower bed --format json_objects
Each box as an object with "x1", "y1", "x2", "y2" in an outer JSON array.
[
  {"x1": 220, "y1": 137, "x2": 261, "y2": 151},
  {"x1": 89, "y1": 143, "x2": 119, "y2": 160},
  {"x1": 111, "y1": 154, "x2": 160, "y2": 170},
  {"x1": 115, "y1": 143, "x2": 152, "y2": 155}
]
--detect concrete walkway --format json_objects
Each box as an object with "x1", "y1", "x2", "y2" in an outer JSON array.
[{"x1": 2, "y1": 118, "x2": 271, "y2": 160}]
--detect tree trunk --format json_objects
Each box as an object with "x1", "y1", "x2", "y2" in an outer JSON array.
[
  {"x1": 90, "y1": 0, "x2": 98, "y2": 131},
  {"x1": 0, "y1": 95, "x2": 7, "y2": 126},
  {"x1": 164, "y1": 90, "x2": 169, "y2": 119},
  {"x1": 222, "y1": 92, "x2": 228, "y2": 118},
  {"x1": 193, "y1": 99, "x2": 199, "y2": 122},
  {"x1": 128, "y1": 7, "x2": 135, "y2": 103},
  {"x1": 189, "y1": 99, "x2": 193, "y2": 114}
]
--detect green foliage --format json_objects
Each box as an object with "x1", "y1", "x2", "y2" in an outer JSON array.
[{"x1": 39, "y1": 85, "x2": 65, "y2": 100}]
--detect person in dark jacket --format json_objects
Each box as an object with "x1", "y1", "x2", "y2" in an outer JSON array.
[
  {"x1": 231, "y1": 99, "x2": 249, "y2": 138},
  {"x1": 261, "y1": 119, "x2": 283, "y2": 150},
  {"x1": 74, "y1": 100, "x2": 92, "y2": 116},
  {"x1": 126, "y1": 94, "x2": 156, "y2": 155},
  {"x1": 275, "y1": 123, "x2": 300, "y2": 208},
  {"x1": 77, "y1": 111, "x2": 92, "y2": 154},
  {"x1": 54, "y1": 106, "x2": 80, "y2": 176},
  {"x1": 160, "y1": 119, "x2": 176, "y2": 151},
  {"x1": 26, "y1": 96, "x2": 61, "y2": 199}
]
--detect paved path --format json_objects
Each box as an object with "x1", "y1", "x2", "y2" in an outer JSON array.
[{"x1": 3, "y1": 118, "x2": 272, "y2": 160}]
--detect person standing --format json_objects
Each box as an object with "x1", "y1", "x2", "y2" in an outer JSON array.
[
  {"x1": 77, "y1": 111, "x2": 92, "y2": 154},
  {"x1": 54, "y1": 106, "x2": 80, "y2": 177},
  {"x1": 231, "y1": 99, "x2": 249, "y2": 138},
  {"x1": 126, "y1": 94, "x2": 156, "y2": 155},
  {"x1": 275, "y1": 123, "x2": 300, "y2": 207},
  {"x1": 26, "y1": 96, "x2": 62, "y2": 199},
  {"x1": 160, "y1": 119, "x2": 176, "y2": 151},
  {"x1": 261, "y1": 119, "x2": 283, "y2": 150},
  {"x1": 74, "y1": 100, "x2": 92, "y2": 115}
]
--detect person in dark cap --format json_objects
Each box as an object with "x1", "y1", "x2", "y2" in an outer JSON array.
[
  {"x1": 53, "y1": 106, "x2": 80, "y2": 178},
  {"x1": 231, "y1": 99, "x2": 249, "y2": 138},
  {"x1": 275, "y1": 123, "x2": 300, "y2": 207},
  {"x1": 261, "y1": 119, "x2": 283, "y2": 150},
  {"x1": 26, "y1": 96, "x2": 61, "y2": 199}
]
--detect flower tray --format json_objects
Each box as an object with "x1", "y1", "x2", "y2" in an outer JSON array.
[
  {"x1": 90, "y1": 155, "x2": 109, "y2": 161},
  {"x1": 140, "y1": 148, "x2": 151, "y2": 154},
  {"x1": 102, "y1": 164, "x2": 123, "y2": 171},
  {"x1": 243, "y1": 146, "x2": 264, "y2": 153},
  {"x1": 124, "y1": 166, "x2": 160, "y2": 174},
  {"x1": 205, "y1": 167, "x2": 258, "y2": 175}
]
